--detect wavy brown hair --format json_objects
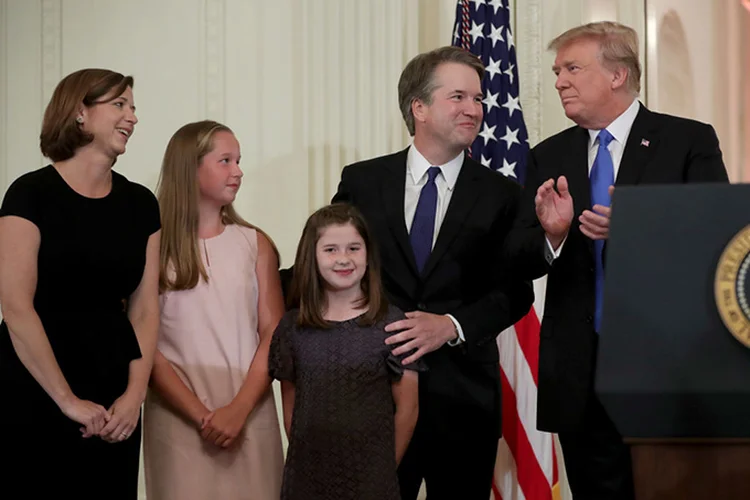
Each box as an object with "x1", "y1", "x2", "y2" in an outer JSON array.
[
  {"x1": 289, "y1": 203, "x2": 388, "y2": 328},
  {"x1": 157, "y1": 120, "x2": 278, "y2": 292},
  {"x1": 40, "y1": 68, "x2": 134, "y2": 162}
]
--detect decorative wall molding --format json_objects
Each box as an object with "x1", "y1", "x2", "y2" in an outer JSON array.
[
  {"x1": 656, "y1": 10, "x2": 695, "y2": 118},
  {"x1": 515, "y1": 0, "x2": 543, "y2": 146},
  {"x1": 205, "y1": 0, "x2": 225, "y2": 121},
  {"x1": 41, "y1": 0, "x2": 61, "y2": 108},
  {"x1": 0, "y1": 0, "x2": 7, "y2": 191}
]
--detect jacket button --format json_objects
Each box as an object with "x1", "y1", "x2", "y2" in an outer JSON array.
[
  {"x1": 585, "y1": 315, "x2": 593, "y2": 324},
  {"x1": 417, "y1": 303, "x2": 427, "y2": 311}
]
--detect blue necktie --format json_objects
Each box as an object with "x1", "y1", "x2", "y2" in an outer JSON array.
[
  {"x1": 590, "y1": 129, "x2": 615, "y2": 333},
  {"x1": 410, "y1": 166, "x2": 441, "y2": 273}
]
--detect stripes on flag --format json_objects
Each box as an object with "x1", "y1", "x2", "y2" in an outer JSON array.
[{"x1": 452, "y1": 1, "x2": 560, "y2": 499}]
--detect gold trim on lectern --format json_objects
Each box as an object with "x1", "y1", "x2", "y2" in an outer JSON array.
[{"x1": 715, "y1": 224, "x2": 750, "y2": 349}]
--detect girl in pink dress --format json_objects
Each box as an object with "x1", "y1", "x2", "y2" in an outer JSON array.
[{"x1": 143, "y1": 120, "x2": 284, "y2": 499}]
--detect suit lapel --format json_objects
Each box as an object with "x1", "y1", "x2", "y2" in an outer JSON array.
[
  {"x1": 381, "y1": 148, "x2": 418, "y2": 275},
  {"x1": 420, "y1": 156, "x2": 482, "y2": 279},
  {"x1": 567, "y1": 126, "x2": 594, "y2": 258},
  {"x1": 616, "y1": 102, "x2": 659, "y2": 186},
  {"x1": 567, "y1": 127, "x2": 591, "y2": 214}
]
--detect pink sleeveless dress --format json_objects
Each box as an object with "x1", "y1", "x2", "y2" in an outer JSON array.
[{"x1": 143, "y1": 224, "x2": 283, "y2": 499}]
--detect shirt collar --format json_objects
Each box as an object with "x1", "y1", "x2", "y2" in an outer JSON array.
[
  {"x1": 407, "y1": 144, "x2": 464, "y2": 190},
  {"x1": 587, "y1": 99, "x2": 640, "y2": 147}
]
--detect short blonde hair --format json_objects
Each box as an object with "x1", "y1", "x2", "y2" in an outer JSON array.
[{"x1": 548, "y1": 21, "x2": 641, "y2": 94}]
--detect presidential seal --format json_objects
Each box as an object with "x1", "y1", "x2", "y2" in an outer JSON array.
[{"x1": 715, "y1": 225, "x2": 750, "y2": 348}]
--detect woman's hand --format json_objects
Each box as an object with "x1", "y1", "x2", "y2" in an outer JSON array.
[
  {"x1": 98, "y1": 391, "x2": 142, "y2": 443},
  {"x1": 59, "y1": 395, "x2": 111, "y2": 438}
]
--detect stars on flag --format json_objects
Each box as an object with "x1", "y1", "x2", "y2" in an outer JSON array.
[
  {"x1": 488, "y1": 24, "x2": 504, "y2": 47},
  {"x1": 469, "y1": 21, "x2": 485, "y2": 43},
  {"x1": 479, "y1": 123, "x2": 498, "y2": 146},
  {"x1": 453, "y1": 0, "x2": 529, "y2": 182},
  {"x1": 500, "y1": 126, "x2": 520, "y2": 150}
]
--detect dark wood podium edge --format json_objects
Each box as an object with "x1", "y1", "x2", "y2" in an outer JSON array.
[
  {"x1": 627, "y1": 438, "x2": 750, "y2": 499},
  {"x1": 626, "y1": 437, "x2": 750, "y2": 444}
]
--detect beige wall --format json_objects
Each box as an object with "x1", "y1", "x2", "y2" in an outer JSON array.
[
  {"x1": 0, "y1": 0, "x2": 453, "y2": 266},
  {"x1": 1, "y1": 1, "x2": 745, "y2": 499},
  {"x1": 0, "y1": 2, "x2": 457, "y2": 499},
  {"x1": 0, "y1": 0, "x2": 476, "y2": 266},
  {"x1": 4, "y1": 0, "x2": 742, "y2": 275}
]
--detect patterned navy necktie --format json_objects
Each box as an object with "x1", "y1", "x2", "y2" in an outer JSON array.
[{"x1": 410, "y1": 166, "x2": 441, "y2": 273}]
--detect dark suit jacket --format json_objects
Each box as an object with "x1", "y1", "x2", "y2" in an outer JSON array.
[
  {"x1": 279, "y1": 267, "x2": 293, "y2": 303},
  {"x1": 505, "y1": 102, "x2": 729, "y2": 433},
  {"x1": 332, "y1": 147, "x2": 533, "y2": 438}
]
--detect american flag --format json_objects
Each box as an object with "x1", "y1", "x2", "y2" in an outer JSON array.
[{"x1": 452, "y1": 1, "x2": 560, "y2": 499}]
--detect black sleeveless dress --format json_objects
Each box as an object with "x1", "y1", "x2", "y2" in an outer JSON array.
[{"x1": 0, "y1": 165, "x2": 160, "y2": 498}]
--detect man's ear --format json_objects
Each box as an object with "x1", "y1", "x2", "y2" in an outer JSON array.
[
  {"x1": 611, "y1": 66, "x2": 628, "y2": 91},
  {"x1": 412, "y1": 98, "x2": 427, "y2": 124}
]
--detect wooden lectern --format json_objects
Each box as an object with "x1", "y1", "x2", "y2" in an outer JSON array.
[{"x1": 595, "y1": 184, "x2": 750, "y2": 499}]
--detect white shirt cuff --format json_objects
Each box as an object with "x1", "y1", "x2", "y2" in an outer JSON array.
[
  {"x1": 446, "y1": 314, "x2": 465, "y2": 346},
  {"x1": 544, "y1": 234, "x2": 567, "y2": 264}
]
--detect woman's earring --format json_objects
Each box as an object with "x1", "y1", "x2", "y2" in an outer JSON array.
[{"x1": 76, "y1": 116, "x2": 83, "y2": 124}]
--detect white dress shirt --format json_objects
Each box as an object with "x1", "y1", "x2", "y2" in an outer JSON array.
[
  {"x1": 405, "y1": 144, "x2": 466, "y2": 345},
  {"x1": 546, "y1": 99, "x2": 640, "y2": 260}
]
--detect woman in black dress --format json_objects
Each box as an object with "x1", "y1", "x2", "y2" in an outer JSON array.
[{"x1": 0, "y1": 69, "x2": 160, "y2": 498}]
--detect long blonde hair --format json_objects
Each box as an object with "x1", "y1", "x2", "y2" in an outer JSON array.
[{"x1": 157, "y1": 120, "x2": 278, "y2": 291}]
